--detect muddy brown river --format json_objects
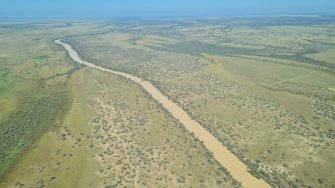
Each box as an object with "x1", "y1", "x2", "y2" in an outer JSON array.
[{"x1": 55, "y1": 39, "x2": 271, "y2": 188}]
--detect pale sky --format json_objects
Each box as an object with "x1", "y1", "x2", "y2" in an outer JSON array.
[{"x1": 1, "y1": 0, "x2": 335, "y2": 18}]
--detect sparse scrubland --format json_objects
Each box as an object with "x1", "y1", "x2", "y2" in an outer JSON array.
[
  {"x1": 1, "y1": 16, "x2": 335, "y2": 187},
  {"x1": 0, "y1": 21, "x2": 238, "y2": 187},
  {"x1": 65, "y1": 16, "x2": 335, "y2": 187}
]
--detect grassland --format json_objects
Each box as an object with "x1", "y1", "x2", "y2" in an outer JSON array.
[
  {"x1": 0, "y1": 25, "x2": 75, "y2": 176},
  {"x1": 1, "y1": 17, "x2": 334, "y2": 188},
  {"x1": 64, "y1": 16, "x2": 335, "y2": 187},
  {"x1": 0, "y1": 21, "x2": 120, "y2": 178},
  {"x1": 0, "y1": 21, "x2": 240, "y2": 187},
  {"x1": 0, "y1": 62, "x2": 240, "y2": 188}
]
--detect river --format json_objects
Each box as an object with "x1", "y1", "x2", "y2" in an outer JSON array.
[{"x1": 55, "y1": 39, "x2": 271, "y2": 188}]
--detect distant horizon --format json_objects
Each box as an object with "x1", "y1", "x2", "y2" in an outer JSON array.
[
  {"x1": 1, "y1": 14, "x2": 335, "y2": 21},
  {"x1": 1, "y1": 0, "x2": 335, "y2": 19}
]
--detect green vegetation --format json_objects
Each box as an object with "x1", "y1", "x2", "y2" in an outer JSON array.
[
  {"x1": 0, "y1": 21, "x2": 95, "y2": 178},
  {"x1": 0, "y1": 19, "x2": 133, "y2": 171}
]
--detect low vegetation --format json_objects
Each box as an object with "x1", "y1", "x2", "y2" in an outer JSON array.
[
  {"x1": 65, "y1": 16, "x2": 335, "y2": 187},
  {"x1": 1, "y1": 17, "x2": 334, "y2": 187}
]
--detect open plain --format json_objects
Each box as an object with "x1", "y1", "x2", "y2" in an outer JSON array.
[{"x1": 1, "y1": 16, "x2": 335, "y2": 188}]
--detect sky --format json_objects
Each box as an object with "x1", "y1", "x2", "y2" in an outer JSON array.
[{"x1": 1, "y1": 0, "x2": 335, "y2": 19}]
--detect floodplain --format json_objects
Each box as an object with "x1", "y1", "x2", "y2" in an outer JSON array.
[{"x1": 0, "y1": 16, "x2": 335, "y2": 187}]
